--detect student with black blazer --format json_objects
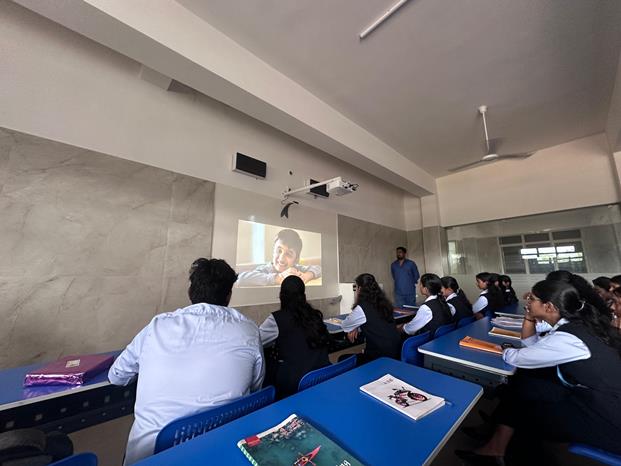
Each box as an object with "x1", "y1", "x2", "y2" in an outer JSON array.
[
  {"x1": 500, "y1": 274, "x2": 519, "y2": 306},
  {"x1": 472, "y1": 272, "x2": 504, "y2": 319},
  {"x1": 402, "y1": 274, "x2": 455, "y2": 336},
  {"x1": 340, "y1": 273, "x2": 402, "y2": 364},
  {"x1": 441, "y1": 276, "x2": 474, "y2": 323},
  {"x1": 259, "y1": 276, "x2": 330, "y2": 398},
  {"x1": 457, "y1": 280, "x2": 621, "y2": 464}
]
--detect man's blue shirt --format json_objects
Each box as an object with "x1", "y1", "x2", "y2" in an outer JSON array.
[{"x1": 391, "y1": 259, "x2": 420, "y2": 296}]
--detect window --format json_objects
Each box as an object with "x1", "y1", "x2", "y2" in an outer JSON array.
[
  {"x1": 501, "y1": 245, "x2": 527, "y2": 274},
  {"x1": 499, "y1": 230, "x2": 587, "y2": 274}
]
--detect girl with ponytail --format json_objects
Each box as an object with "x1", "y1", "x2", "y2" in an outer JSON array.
[
  {"x1": 456, "y1": 280, "x2": 621, "y2": 463},
  {"x1": 339, "y1": 273, "x2": 402, "y2": 364},
  {"x1": 441, "y1": 276, "x2": 474, "y2": 322},
  {"x1": 472, "y1": 272, "x2": 504, "y2": 319},
  {"x1": 259, "y1": 276, "x2": 330, "y2": 398},
  {"x1": 403, "y1": 273, "x2": 455, "y2": 335}
]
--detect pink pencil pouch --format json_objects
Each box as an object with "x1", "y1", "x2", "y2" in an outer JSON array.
[{"x1": 24, "y1": 354, "x2": 114, "y2": 387}]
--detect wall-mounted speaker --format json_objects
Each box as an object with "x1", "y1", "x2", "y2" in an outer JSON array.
[
  {"x1": 307, "y1": 178, "x2": 330, "y2": 198},
  {"x1": 232, "y1": 152, "x2": 267, "y2": 179}
]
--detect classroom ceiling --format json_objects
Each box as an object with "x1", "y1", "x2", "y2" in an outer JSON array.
[{"x1": 177, "y1": 0, "x2": 621, "y2": 176}]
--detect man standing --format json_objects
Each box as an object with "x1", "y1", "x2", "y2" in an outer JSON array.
[
  {"x1": 391, "y1": 246, "x2": 420, "y2": 307},
  {"x1": 109, "y1": 258, "x2": 264, "y2": 465}
]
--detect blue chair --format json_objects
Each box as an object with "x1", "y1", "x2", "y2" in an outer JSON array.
[
  {"x1": 401, "y1": 331, "x2": 431, "y2": 366},
  {"x1": 154, "y1": 386, "x2": 276, "y2": 454},
  {"x1": 50, "y1": 453, "x2": 98, "y2": 466},
  {"x1": 298, "y1": 355, "x2": 357, "y2": 392},
  {"x1": 457, "y1": 316, "x2": 476, "y2": 328},
  {"x1": 434, "y1": 322, "x2": 456, "y2": 339},
  {"x1": 569, "y1": 443, "x2": 621, "y2": 465}
]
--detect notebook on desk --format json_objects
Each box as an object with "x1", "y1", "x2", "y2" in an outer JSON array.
[
  {"x1": 238, "y1": 414, "x2": 363, "y2": 466},
  {"x1": 459, "y1": 337, "x2": 503, "y2": 355},
  {"x1": 488, "y1": 327, "x2": 521, "y2": 340},
  {"x1": 360, "y1": 374, "x2": 445, "y2": 421}
]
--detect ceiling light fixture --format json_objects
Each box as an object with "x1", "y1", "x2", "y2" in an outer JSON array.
[{"x1": 359, "y1": 0, "x2": 411, "y2": 40}]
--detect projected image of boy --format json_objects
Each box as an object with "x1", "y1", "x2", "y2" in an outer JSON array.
[{"x1": 238, "y1": 229, "x2": 321, "y2": 286}]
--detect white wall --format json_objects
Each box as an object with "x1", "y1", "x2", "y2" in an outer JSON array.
[
  {"x1": 0, "y1": 1, "x2": 409, "y2": 230},
  {"x1": 213, "y1": 184, "x2": 339, "y2": 306},
  {"x1": 437, "y1": 133, "x2": 620, "y2": 226}
]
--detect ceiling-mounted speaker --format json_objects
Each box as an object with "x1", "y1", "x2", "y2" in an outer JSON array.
[{"x1": 232, "y1": 152, "x2": 267, "y2": 179}]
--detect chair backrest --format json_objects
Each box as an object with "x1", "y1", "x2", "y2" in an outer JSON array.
[
  {"x1": 298, "y1": 355, "x2": 357, "y2": 392},
  {"x1": 457, "y1": 316, "x2": 476, "y2": 328},
  {"x1": 400, "y1": 331, "x2": 431, "y2": 366},
  {"x1": 569, "y1": 443, "x2": 621, "y2": 466},
  {"x1": 50, "y1": 453, "x2": 98, "y2": 466},
  {"x1": 434, "y1": 322, "x2": 456, "y2": 339},
  {"x1": 154, "y1": 386, "x2": 276, "y2": 454}
]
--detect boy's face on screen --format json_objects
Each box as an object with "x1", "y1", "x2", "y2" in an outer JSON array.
[{"x1": 272, "y1": 240, "x2": 297, "y2": 272}]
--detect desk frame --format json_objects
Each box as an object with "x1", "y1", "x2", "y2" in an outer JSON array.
[{"x1": 0, "y1": 383, "x2": 135, "y2": 434}]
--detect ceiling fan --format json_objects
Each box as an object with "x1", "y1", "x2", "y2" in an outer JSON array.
[{"x1": 449, "y1": 105, "x2": 535, "y2": 172}]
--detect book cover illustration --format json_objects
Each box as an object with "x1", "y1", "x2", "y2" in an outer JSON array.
[
  {"x1": 360, "y1": 374, "x2": 444, "y2": 421},
  {"x1": 238, "y1": 414, "x2": 364, "y2": 466}
]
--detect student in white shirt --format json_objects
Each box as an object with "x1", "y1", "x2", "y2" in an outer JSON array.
[
  {"x1": 108, "y1": 258, "x2": 265, "y2": 465},
  {"x1": 472, "y1": 272, "x2": 504, "y2": 319},
  {"x1": 456, "y1": 280, "x2": 621, "y2": 464},
  {"x1": 401, "y1": 273, "x2": 455, "y2": 336},
  {"x1": 339, "y1": 273, "x2": 402, "y2": 363},
  {"x1": 441, "y1": 276, "x2": 473, "y2": 323}
]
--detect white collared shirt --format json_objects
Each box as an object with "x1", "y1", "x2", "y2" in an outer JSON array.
[
  {"x1": 259, "y1": 314, "x2": 279, "y2": 346},
  {"x1": 340, "y1": 305, "x2": 367, "y2": 332},
  {"x1": 108, "y1": 303, "x2": 265, "y2": 465},
  {"x1": 472, "y1": 290, "x2": 488, "y2": 313},
  {"x1": 403, "y1": 295, "x2": 456, "y2": 335},
  {"x1": 503, "y1": 318, "x2": 590, "y2": 368}
]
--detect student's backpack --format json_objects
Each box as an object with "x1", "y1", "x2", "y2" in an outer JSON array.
[{"x1": 0, "y1": 429, "x2": 72, "y2": 465}]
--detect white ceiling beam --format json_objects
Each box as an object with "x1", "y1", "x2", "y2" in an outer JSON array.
[{"x1": 13, "y1": 0, "x2": 435, "y2": 196}]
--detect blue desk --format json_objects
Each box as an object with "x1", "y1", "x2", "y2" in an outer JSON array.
[
  {"x1": 324, "y1": 307, "x2": 417, "y2": 334},
  {"x1": 418, "y1": 318, "x2": 518, "y2": 388},
  {"x1": 0, "y1": 353, "x2": 135, "y2": 434},
  {"x1": 136, "y1": 358, "x2": 481, "y2": 466}
]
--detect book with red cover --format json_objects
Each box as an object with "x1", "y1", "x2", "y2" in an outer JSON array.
[{"x1": 24, "y1": 354, "x2": 115, "y2": 387}]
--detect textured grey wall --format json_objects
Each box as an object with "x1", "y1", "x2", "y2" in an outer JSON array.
[
  {"x1": 337, "y1": 214, "x2": 408, "y2": 301},
  {"x1": 0, "y1": 128, "x2": 214, "y2": 367}
]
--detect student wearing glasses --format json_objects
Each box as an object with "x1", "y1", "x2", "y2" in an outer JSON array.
[
  {"x1": 340, "y1": 273, "x2": 402, "y2": 364},
  {"x1": 456, "y1": 280, "x2": 621, "y2": 464}
]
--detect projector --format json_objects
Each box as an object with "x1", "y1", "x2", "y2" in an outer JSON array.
[{"x1": 326, "y1": 177, "x2": 358, "y2": 196}]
